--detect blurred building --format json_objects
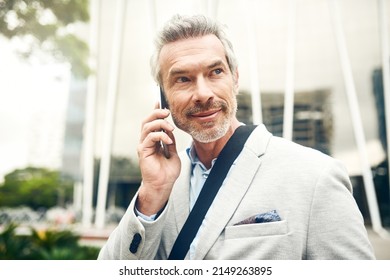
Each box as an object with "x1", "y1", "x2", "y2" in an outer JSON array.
[
  {"x1": 370, "y1": 68, "x2": 390, "y2": 226},
  {"x1": 61, "y1": 76, "x2": 141, "y2": 210},
  {"x1": 237, "y1": 90, "x2": 332, "y2": 155},
  {"x1": 61, "y1": 77, "x2": 87, "y2": 182},
  {"x1": 26, "y1": 66, "x2": 70, "y2": 171},
  {"x1": 373, "y1": 68, "x2": 387, "y2": 152}
]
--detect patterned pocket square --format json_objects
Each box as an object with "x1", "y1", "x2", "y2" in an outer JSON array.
[{"x1": 234, "y1": 210, "x2": 281, "y2": 226}]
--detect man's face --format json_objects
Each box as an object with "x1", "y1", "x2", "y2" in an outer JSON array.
[{"x1": 159, "y1": 34, "x2": 239, "y2": 143}]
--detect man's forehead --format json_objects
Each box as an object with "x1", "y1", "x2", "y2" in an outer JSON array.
[
  {"x1": 159, "y1": 34, "x2": 227, "y2": 74},
  {"x1": 160, "y1": 35, "x2": 224, "y2": 59}
]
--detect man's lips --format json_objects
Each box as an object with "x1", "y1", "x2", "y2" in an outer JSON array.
[{"x1": 190, "y1": 109, "x2": 221, "y2": 120}]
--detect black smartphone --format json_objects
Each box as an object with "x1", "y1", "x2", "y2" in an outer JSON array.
[
  {"x1": 159, "y1": 87, "x2": 170, "y2": 158},
  {"x1": 160, "y1": 87, "x2": 169, "y2": 110}
]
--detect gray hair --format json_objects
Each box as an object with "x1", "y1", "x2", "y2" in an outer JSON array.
[{"x1": 150, "y1": 14, "x2": 238, "y2": 86}]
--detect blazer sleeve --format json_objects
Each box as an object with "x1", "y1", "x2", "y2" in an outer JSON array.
[
  {"x1": 97, "y1": 191, "x2": 168, "y2": 260},
  {"x1": 306, "y1": 159, "x2": 375, "y2": 259}
]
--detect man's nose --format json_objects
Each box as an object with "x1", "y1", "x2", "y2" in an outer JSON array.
[{"x1": 193, "y1": 77, "x2": 214, "y2": 103}]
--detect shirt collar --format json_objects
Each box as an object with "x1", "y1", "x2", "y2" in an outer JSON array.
[{"x1": 186, "y1": 143, "x2": 217, "y2": 171}]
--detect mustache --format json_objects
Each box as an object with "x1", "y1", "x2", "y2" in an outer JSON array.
[{"x1": 185, "y1": 100, "x2": 228, "y2": 115}]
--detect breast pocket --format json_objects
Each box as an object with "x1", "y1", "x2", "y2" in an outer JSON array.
[{"x1": 224, "y1": 219, "x2": 289, "y2": 239}]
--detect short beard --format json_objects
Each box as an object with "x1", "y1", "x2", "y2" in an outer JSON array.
[{"x1": 171, "y1": 98, "x2": 237, "y2": 143}]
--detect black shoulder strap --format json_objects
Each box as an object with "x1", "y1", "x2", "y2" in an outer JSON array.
[{"x1": 168, "y1": 125, "x2": 257, "y2": 260}]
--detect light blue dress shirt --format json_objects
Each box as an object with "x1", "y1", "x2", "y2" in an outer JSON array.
[{"x1": 186, "y1": 145, "x2": 217, "y2": 259}]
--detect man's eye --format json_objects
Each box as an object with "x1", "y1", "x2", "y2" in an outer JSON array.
[
  {"x1": 213, "y1": 68, "x2": 223, "y2": 75},
  {"x1": 176, "y1": 77, "x2": 190, "y2": 83}
]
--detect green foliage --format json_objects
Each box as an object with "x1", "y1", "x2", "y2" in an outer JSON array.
[
  {"x1": 0, "y1": 0, "x2": 90, "y2": 78},
  {"x1": 0, "y1": 223, "x2": 100, "y2": 260},
  {"x1": 0, "y1": 223, "x2": 33, "y2": 259},
  {"x1": 0, "y1": 167, "x2": 73, "y2": 210}
]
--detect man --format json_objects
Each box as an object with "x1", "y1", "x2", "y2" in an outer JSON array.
[{"x1": 98, "y1": 14, "x2": 375, "y2": 260}]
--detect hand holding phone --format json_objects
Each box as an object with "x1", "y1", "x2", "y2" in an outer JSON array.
[
  {"x1": 160, "y1": 87, "x2": 170, "y2": 158},
  {"x1": 136, "y1": 91, "x2": 180, "y2": 216}
]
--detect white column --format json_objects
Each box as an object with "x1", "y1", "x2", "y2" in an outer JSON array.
[
  {"x1": 81, "y1": 0, "x2": 100, "y2": 228},
  {"x1": 330, "y1": 0, "x2": 389, "y2": 238},
  {"x1": 283, "y1": 0, "x2": 296, "y2": 140},
  {"x1": 148, "y1": 0, "x2": 157, "y2": 32},
  {"x1": 73, "y1": 181, "x2": 83, "y2": 212},
  {"x1": 205, "y1": 0, "x2": 220, "y2": 18},
  {"x1": 148, "y1": 0, "x2": 160, "y2": 102},
  {"x1": 95, "y1": 0, "x2": 127, "y2": 229},
  {"x1": 379, "y1": 0, "x2": 390, "y2": 205},
  {"x1": 246, "y1": 0, "x2": 262, "y2": 125}
]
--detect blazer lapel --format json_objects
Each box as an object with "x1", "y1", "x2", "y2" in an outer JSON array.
[
  {"x1": 193, "y1": 125, "x2": 272, "y2": 259},
  {"x1": 171, "y1": 154, "x2": 192, "y2": 232}
]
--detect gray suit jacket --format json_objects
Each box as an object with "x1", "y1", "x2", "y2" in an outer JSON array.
[{"x1": 98, "y1": 125, "x2": 375, "y2": 260}]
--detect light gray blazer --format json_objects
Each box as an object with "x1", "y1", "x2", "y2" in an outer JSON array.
[{"x1": 98, "y1": 125, "x2": 375, "y2": 260}]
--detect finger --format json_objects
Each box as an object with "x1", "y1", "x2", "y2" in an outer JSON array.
[
  {"x1": 138, "y1": 131, "x2": 173, "y2": 158},
  {"x1": 140, "y1": 119, "x2": 175, "y2": 142},
  {"x1": 141, "y1": 108, "x2": 170, "y2": 128}
]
